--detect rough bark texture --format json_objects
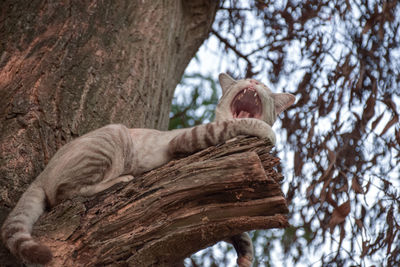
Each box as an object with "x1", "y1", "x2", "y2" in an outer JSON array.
[
  {"x1": 33, "y1": 136, "x2": 288, "y2": 266},
  {"x1": 0, "y1": 0, "x2": 218, "y2": 265}
]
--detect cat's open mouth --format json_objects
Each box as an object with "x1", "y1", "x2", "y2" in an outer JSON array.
[{"x1": 231, "y1": 87, "x2": 262, "y2": 118}]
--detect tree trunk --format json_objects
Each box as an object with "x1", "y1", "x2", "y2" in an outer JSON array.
[
  {"x1": 33, "y1": 137, "x2": 288, "y2": 266},
  {"x1": 0, "y1": 1, "x2": 218, "y2": 265}
]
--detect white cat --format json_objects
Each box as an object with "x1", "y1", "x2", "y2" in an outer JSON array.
[{"x1": 1, "y1": 73, "x2": 295, "y2": 266}]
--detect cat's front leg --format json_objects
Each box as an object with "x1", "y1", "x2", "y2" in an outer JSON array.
[
  {"x1": 168, "y1": 118, "x2": 275, "y2": 157},
  {"x1": 226, "y1": 232, "x2": 254, "y2": 267},
  {"x1": 79, "y1": 175, "x2": 134, "y2": 196}
]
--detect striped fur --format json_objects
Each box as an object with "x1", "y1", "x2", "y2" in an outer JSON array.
[
  {"x1": 228, "y1": 233, "x2": 254, "y2": 267},
  {"x1": 1, "y1": 124, "x2": 137, "y2": 265},
  {"x1": 1, "y1": 73, "x2": 295, "y2": 266},
  {"x1": 168, "y1": 119, "x2": 276, "y2": 157}
]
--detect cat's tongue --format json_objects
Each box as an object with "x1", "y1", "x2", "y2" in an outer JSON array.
[
  {"x1": 231, "y1": 87, "x2": 262, "y2": 119},
  {"x1": 237, "y1": 111, "x2": 251, "y2": 118}
]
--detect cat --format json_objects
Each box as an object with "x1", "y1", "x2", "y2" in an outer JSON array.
[{"x1": 1, "y1": 73, "x2": 295, "y2": 266}]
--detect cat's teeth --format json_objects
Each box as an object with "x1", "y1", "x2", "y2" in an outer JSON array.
[
  {"x1": 254, "y1": 92, "x2": 257, "y2": 97},
  {"x1": 244, "y1": 89, "x2": 247, "y2": 93}
]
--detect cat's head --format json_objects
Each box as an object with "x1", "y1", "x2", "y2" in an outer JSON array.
[{"x1": 215, "y1": 73, "x2": 295, "y2": 125}]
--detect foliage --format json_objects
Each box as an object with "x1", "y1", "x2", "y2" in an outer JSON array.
[
  {"x1": 169, "y1": 71, "x2": 219, "y2": 130},
  {"x1": 172, "y1": 0, "x2": 400, "y2": 266}
]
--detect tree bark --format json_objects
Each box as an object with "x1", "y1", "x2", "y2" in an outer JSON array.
[
  {"x1": 33, "y1": 137, "x2": 288, "y2": 266},
  {"x1": 0, "y1": 1, "x2": 218, "y2": 265}
]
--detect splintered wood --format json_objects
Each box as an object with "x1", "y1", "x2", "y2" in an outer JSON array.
[{"x1": 34, "y1": 136, "x2": 289, "y2": 266}]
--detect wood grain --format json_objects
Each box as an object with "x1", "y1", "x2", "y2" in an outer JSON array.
[{"x1": 34, "y1": 136, "x2": 289, "y2": 266}]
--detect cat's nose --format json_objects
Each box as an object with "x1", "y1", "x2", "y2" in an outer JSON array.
[{"x1": 249, "y1": 79, "x2": 259, "y2": 85}]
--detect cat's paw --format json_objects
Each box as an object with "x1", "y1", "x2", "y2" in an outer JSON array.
[
  {"x1": 240, "y1": 119, "x2": 276, "y2": 144},
  {"x1": 261, "y1": 125, "x2": 276, "y2": 144},
  {"x1": 237, "y1": 255, "x2": 253, "y2": 267}
]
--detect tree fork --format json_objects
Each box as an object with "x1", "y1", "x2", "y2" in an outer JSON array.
[{"x1": 33, "y1": 137, "x2": 289, "y2": 266}]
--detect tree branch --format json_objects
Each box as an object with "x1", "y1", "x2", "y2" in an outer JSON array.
[
  {"x1": 211, "y1": 29, "x2": 256, "y2": 77},
  {"x1": 33, "y1": 136, "x2": 289, "y2": 266}
]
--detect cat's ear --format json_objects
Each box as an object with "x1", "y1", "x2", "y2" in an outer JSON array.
[
  {"x1": 273, "y1": 93, "x2": 296, "y2": 114},
  {"x1": 219, "y1": 73, "x2": 236, "y2": 94}
]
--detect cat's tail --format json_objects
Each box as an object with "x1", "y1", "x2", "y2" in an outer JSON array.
[{"x1": 1, "y1": 182, "x2": 52, "y2": 264}]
